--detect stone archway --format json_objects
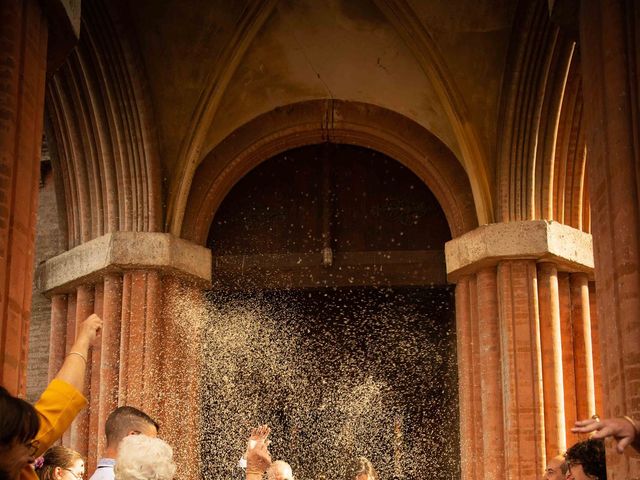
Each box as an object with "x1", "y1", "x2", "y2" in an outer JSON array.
[{"x1": 181, "y1": 100, "x2": 478, "y2": 244}]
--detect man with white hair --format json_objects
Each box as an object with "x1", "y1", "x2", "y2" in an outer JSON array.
[
  {"x1": 267, "y1": 460, "x2": 294, "y2": 480},
  {"x1": 114, "y1": 435, "x2": 176, "y2": 480}
]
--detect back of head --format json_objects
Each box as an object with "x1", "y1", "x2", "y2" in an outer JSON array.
[
  {"x1": 105, "y1": 406, "x2": 159, "y2": 448},
  {"x1": 344, "y1": 457, "x2": 378, "y2": 480},
  {"x1": 114, "y1": 435, "x2": 176, "y2": 480},
  {"x1": 565, "y1": 439, "x2": 606, "y2": 480},
  {"x1": 267, "y1": 460, "x2": 294, "y2": 480},
  {"x1": 36, "y1": 446, "x2": 83, "y2": 480},
  {"x1": 0, "y1": 386, "x2": 40, "y2": 448}
]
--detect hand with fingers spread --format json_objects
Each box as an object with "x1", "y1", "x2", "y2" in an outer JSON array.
[
  {"x1": 572, "y1": 416, "x2": 639, "y2": 453},
  {"x1": 246, "y1": 425, "x2": 272, "y2": 478}
]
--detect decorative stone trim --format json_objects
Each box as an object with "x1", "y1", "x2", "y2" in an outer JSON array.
[
  {"x1": 445, "y1": 220, "x2": 593, "y2": 282},
  {"x1": 36, "y1": 232, "x2": 212, "y2": 295}
]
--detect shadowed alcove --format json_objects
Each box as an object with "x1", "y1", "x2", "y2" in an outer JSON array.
[{"x1": 200, "y1": 143, "x2": 459, "y2": 479}]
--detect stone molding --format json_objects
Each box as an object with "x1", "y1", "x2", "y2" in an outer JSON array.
[
  {"x1": 445, "y1": 220, "x2": 593, "y2": 282},
  {"x1": 36, "y1": 232, "x2": 212, "y2": 295}
]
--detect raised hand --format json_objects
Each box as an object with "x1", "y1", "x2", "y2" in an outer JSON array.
[
  {"x1": 572, "y1": 417, "x2": 638, "y2": 453},
  {"x1": 246, "y1": 425, "x2": 272, "y2": 473},
  {"x1": 76, "y1": 314, "x2": 103, "y2": 346}
]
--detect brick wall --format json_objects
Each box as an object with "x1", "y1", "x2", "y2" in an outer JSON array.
[{"x1": 26, "y1": 141, "x2": 64, "y2": 402}]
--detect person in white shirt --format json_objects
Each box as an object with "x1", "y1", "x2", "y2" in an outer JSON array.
[{"x1": 89, "y1": 407, "x2": 159, "y2": 480}]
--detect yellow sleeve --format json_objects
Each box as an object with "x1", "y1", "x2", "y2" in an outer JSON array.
[{"x1": 32, "y1": 379, "x2": 88, "y2": 455}]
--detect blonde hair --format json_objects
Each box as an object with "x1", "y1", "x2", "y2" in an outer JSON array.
[{"x1": 114, "y1": 435, "x2": 176, "y2": 480}]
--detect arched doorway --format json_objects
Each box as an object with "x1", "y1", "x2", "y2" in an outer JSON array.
[{"x1": 200, "y1": 143, "x2": 459, "y2": 479}]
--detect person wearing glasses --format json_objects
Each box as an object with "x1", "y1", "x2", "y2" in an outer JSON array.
[
  {"x1": 565, "y1": 438, "x2": 607, "y2": 480},
  {"x1": 34, "y1": 446, "x2": 84, "y2": 480},
  {"x1": 0, "y1": 314, "x2": 103, "y2": 480}
]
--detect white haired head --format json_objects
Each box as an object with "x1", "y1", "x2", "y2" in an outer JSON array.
[
  {"x1": 267, "y1": 460, "x2": 294, "y2": 480},
  {"x1": 114, "y1": 435, "x2": 176, "y2": 480}
]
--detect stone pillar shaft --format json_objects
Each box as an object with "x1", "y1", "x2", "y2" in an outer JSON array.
[
  {"x1": 455, "y1": 276, "x2": 480, "y2": 479},
  {"x1": 38, "y1": 232, "x2": 211, "y2": 475},
  {"x1": 70, "y1": 284, "x2": 94, "y2": 455},
  {"x1": 476, "y1": 267, "x2": 505, "y2": 478},
  {"x1": 0, "y1": 0, "x2": 48, "y2": 394},
  {"x1": 448, "y1": 221, "x2": 600, "y2": 478},
  {"x1": 537, "y1": 262, "x2": 566, "y2": 456},
  {"x1": 580, "y1": 1, "x2": 640, "y2": 476},
  {"x1": 570, "y1": 273, "x2": 596, "y2": 420},
  {"x1": 497, "y1": 260, "x2": 545, "y2": 479}
]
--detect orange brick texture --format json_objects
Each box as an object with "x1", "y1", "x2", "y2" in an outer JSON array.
[
  {"x1": 580, "y1": 1, "x2": 640, "y2": 478},
  {"x1": 47, "y1": 273, "x2": 203, "y2": 478},
  {"x1": 0, "y1": 0, "x2": 48, "y2": 395},
  {"x1": 456, "y1": 260, "x2": 601, "y2": 479}
]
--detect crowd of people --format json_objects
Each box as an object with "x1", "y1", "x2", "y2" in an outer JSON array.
[{"x1": 0, "y1": 313, "x2": 639, "y2": 479}]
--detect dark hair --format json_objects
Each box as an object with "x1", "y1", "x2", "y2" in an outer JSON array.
[
  {"x1": 0, "y1": 386, "x2": 40, "y2": 446},
  {"x1": 35, "y1": 446, "x2": 83, "y2": 480},
  {"x1": 105, "y1": 406, "x2": 159, "y2": 446},
  {"x1": 344, "y1": 457, "x2": 378, "y2": 480},
  {"x1": 565, "y1": 439, "x2": 607, "y2": 479}
]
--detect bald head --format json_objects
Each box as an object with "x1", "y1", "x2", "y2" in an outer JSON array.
[
  {"x1": 543, "y1": 454, "x2": 567, "y2": 480},
  {"x1": 267, "y1": 461, "x2": 294, "y2": 480}
]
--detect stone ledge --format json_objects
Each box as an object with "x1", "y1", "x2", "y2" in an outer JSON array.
[
  {"x1": 445, "y1": 220, "x2": 593, "y2": 282},
  {"x1": 36, "y1": 232, "x2": 212, "y2": 295}
]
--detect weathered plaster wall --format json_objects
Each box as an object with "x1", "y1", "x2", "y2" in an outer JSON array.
[
  {"x1": 205, "y1": 0, "x2": 458, "y2": 159},
  {"x1": 124, "y1": 0, "x2": 515, "y2": 225}
]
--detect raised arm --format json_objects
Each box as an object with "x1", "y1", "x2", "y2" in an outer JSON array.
[
  {"x1": 54, "y1": 314, "x2": 103, "y2": 392},
  {"x1": 246, "y1": 425, "x2": 272, "y2": 480}
]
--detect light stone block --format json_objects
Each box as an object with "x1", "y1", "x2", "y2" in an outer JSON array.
[
  {"x1": 36, "y1": 232, "x2": 212, "y2": 295},
  {"x1": 445, "y1": 220, "x2": 593, "y2": 282}
]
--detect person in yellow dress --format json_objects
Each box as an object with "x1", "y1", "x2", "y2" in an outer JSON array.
[{"x1": 0, "y1": 314, "x2": 102, "y2": 480}]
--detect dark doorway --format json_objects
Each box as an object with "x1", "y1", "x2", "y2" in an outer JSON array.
[{"x1": 201, "y1": 144, "x2": 459, "y2": 479}]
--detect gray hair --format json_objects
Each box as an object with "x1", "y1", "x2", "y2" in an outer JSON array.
[{"x1": 114, "y1": 435, "x2": 176, "y2": 480}]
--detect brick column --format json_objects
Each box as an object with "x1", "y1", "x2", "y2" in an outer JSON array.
[
  {"x1": 537, "y1": 262, "x2": 566, "y2": 457},
  {"x1": 455, "y1": 276, "x2": 482, "y2": 479},
  {"x1": 37, "y1": 232, "x2": 211, "y2": 476},
  {"x1": 569, "y1": 273, "x2": 596, "y2": 421},
  {"x1": 476, "y1": 267, "x2": 505, "y2": 478},
  {"x1": 580, "y1": 1, "x2": 640, "y2": 477},
  {"x1": 446, "y1": 220, "x2": 599, "y2": 478},
  {"x1": 0, "y1": 0, "x2": 48, "y2": 395},
  {"x1": 497, "y1": 259, "x2": 545, "y2": 479}
]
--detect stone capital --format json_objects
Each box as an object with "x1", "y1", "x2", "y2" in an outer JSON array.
[
  {"x1": 445, "y1": 220, "x2": 593, "y2": 282},
  {"x1": 36, "y1": 232, "x2": 212, "y2": 295}
]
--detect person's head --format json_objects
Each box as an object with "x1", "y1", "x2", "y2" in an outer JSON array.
[
  {"x1": 105, "y1": 407, "x2": 159, "y2": 451},
  {"x1": 565, "y1": 439, "x2": 606, "y2": 480},
  {"x1": 35, "y1": 446, "x2": 84, "y2": 480},
  {"x1": 543, "y1": 454, "x2": 567, "y2": 480},
  {"x1": 0, "y1": 386, "x2": 40, "y2": 480},
  {"x1": 267, "y1": 460, "x2": 294, "y2": 480},
  {"x1": 114, "y1": 435, "x2": 175, "y2": 480},
  {"x1": 344, "y1": 457, "x2": 378, "y2": 480}
]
